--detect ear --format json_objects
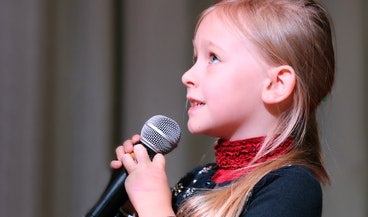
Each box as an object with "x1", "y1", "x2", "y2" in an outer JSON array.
[{"x1": 262, "y1": 65, "x2": 296, "y2": 104}]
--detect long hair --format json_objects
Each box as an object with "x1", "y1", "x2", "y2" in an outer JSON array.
[{"x1": 177, "y1": 0, "x2": 335, "y2": 216}]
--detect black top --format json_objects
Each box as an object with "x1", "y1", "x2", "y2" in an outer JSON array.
[{"x1": 172, "y1": 164, "x2": 323, "y2": 217}]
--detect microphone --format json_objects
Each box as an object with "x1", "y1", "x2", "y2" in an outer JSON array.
[{"x1": 85, "y1": 115, "x2": 181, "y2": 217}]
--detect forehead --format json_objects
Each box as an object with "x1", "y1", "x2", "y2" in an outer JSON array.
[
  {"x1": 195, "y1": 6, "x2": 252, "y2": 37},
  {"x1": 194, "y1": 11, "x2": 241, "y2": 44},
  {"x1": 193, "y1": 10, "x2": 257, "y2": 53}
]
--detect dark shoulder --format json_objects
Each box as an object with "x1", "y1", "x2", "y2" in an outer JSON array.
[
  {"x1": 256, "y1": 165, "x2": 321, "y2": 189},
  {"x1": 244, "y1": 165, "x2": 323, "y2": 217}
]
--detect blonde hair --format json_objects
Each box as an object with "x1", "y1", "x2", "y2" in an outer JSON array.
[{"x1": 177, "y1": 0, "x2": 335, "y2": 216}]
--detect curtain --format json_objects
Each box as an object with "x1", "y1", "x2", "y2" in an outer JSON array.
[{"x1": 0, "y1": 0, "x2": 114, "y2": 216}]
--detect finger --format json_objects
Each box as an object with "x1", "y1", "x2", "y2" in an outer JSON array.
[
  {"x1": 133, "y1": 144, "x2": 150, "y2": 164},
  {"x1": 110, "y1": 160, "x2": 123, "y2": 169},
  {"x1": 122, "y1": 139, "x2": 134, "y2": 154},
  {"x1": 115, "y1": 145, "x2": 125, "y2": 160},
  {"x1": 121, "y1": 153, "x2": 137, "y2": 173},
  {"x1": 131, "y1": 134, "x2": 141, "y2": 144}
]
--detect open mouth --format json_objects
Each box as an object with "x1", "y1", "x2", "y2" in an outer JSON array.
[
  {"x1": 191, "y1": 100, "x2": 205, "y2": 107},
  {"x1": 187, "y1": 98, "x2": 205, "y2": 111}
]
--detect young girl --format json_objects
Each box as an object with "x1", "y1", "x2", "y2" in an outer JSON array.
[{"x1": 110, "y1": 0, "x2": 335, "y2": 216}]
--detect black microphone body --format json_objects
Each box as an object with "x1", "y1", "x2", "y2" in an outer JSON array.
[{"x1": 85, "y1": 115, "x2": 181, "y2": 217}]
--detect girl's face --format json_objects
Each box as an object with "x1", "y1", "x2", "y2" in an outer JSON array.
[{"x1": 182, "y1": 11, "x2": 275, "y2": 140}]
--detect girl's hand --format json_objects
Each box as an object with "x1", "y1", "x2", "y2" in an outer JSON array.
[
  {"x1": 111, "y1": 135, "x2": 175, "y2": 217},
  {"x1": 110, "y1": 134, "x2": 140, "y2": 169}
]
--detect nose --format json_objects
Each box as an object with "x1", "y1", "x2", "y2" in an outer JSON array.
[{"x1": 181, "y1": 65, "x2": 197, "y2": 87}]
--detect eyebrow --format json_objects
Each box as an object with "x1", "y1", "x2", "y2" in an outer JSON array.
[{"x1": 192, "y1": 38, "x2": 226, "y2": 54}]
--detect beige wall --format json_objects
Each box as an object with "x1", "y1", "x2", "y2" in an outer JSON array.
[
  {"x1": 0, "y1": 0, "x2": 366, "y2": 217},
  {"x1": 320, "y1": 1, "x2": 367, "y2": 216}
]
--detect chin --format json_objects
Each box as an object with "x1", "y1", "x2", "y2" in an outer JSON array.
[
  {"x1": 187, "y1": 122, "x2": 204, "y2": 135},
  {"x1": 188, "y1": 125, "x2": 217, "y2": 138}
]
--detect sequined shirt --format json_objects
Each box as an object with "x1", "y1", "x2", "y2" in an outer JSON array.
[{"x1": 172, "y1": 163, "x2": 323, "y2": 217}]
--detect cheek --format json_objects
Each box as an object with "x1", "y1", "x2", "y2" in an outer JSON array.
[
  {"x1": 202, "y1": 80, "x2": 227, "y2": 104},
  {"x1": 207, "y1": 73, "x2": 264, "y2": 110}
]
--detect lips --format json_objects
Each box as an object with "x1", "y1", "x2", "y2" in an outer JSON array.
[
  {"x1": 190, "y1": 100, "x2": 205, "y2": 107},
  {"x1": 187, "y1": 97, "x2": 205, "y2": 111}
]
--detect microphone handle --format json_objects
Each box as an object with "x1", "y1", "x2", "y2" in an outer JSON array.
[{"x1": 85, "y1": 168, "x2": 128, "y2": 217}]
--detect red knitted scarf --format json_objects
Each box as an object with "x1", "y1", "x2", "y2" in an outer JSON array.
[{"x1": 212, "y1": 136, "x2": 293, "y2": 183}]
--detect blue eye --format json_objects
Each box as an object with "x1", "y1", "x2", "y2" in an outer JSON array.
[{"x1": 209, "y1": 54, "x2": 220, "y2": 64}]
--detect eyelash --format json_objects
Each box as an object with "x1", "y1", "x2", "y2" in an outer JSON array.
[{"x1": 192, "y1": 53, "x2": 220, "y2": 64}]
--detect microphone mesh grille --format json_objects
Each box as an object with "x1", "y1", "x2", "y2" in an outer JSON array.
[{"x1": 140, "y1": 115, "x2": 181, "y2": 155}]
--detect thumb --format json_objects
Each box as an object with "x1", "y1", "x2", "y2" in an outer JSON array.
[{"x1": 152, "y1": 153, "x2": 166, "y2": 170}]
